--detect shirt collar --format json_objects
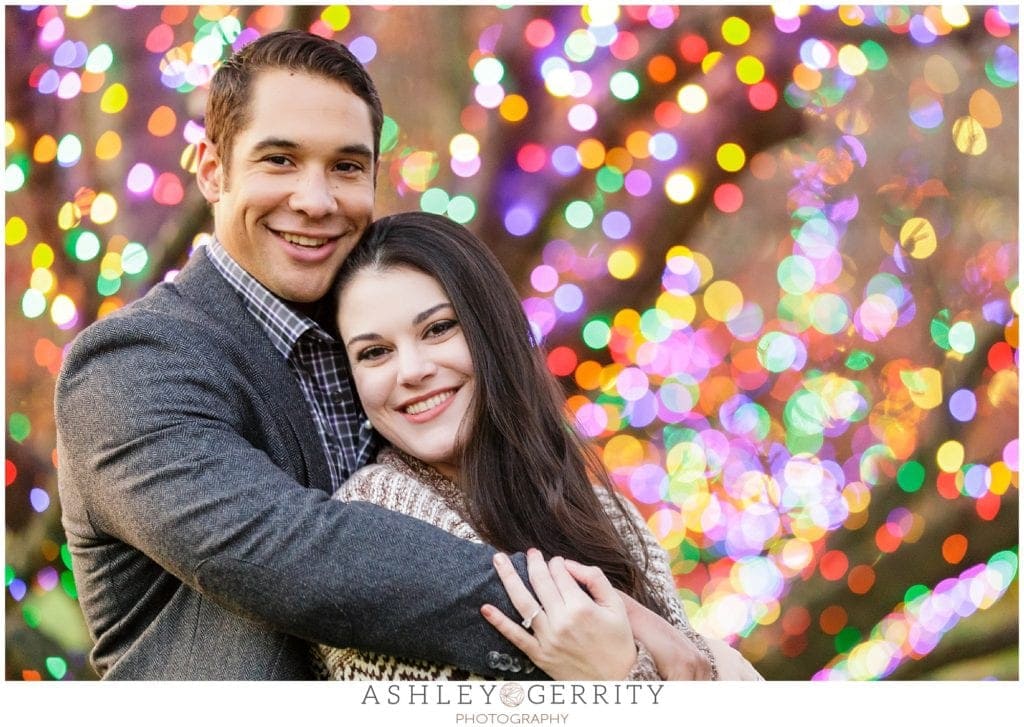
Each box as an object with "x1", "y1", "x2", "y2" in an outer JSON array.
[{"x1": 204, "y1": 237, "x2": 333, "y2": 358}]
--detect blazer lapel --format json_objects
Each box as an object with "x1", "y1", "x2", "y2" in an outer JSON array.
[{"x1": 171, "y1": 247, "x2": 334, "y2": 493}]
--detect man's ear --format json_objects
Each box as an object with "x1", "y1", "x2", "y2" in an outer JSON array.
[{"x1": 195, "y1": 138, "x2": 224, "y2": 203}]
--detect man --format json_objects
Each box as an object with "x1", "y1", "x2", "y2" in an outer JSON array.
[{"x1": 54, "y1": 30, "x2": 540, "y2": 680}]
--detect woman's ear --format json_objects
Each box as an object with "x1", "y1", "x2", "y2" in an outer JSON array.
[{"x1": 195, "y1": 138, "x2": 223, "y2": 204}]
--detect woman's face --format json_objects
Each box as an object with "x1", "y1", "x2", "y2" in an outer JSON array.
[{"x1": 337, "y1": 265, "x2": 475, "y2": 479}]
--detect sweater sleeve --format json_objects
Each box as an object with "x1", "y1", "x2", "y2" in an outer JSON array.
[{"x1": 596, "y1": 487, "x2": 719, "y2": 680}]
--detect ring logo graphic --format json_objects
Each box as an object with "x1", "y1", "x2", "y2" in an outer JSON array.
[{"x1": 499, "y1": 684, "x2": 525, "y2": 707}]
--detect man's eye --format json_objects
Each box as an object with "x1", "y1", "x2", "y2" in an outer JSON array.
[
  {"x1": 263, "y1": 155, "x2": 290, "y2": 166},
  {"x1": 335, "y1": 161, "x2": 365, "y2": 173}
]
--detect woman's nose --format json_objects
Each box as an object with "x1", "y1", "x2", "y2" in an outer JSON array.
[{"x1": 396, "y1": 346, "x2": 437, "y2": 385}]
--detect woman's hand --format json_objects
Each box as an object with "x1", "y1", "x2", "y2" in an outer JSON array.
[
  {"x1": 481, "y1": 549, "x2": 636, "y2": 680},
  {"x1": 705, "y1": 637, "x2": 763, "y2": 681},
  {"x1": 617, "y1": 591, "x2": 714, "y2": 681}
]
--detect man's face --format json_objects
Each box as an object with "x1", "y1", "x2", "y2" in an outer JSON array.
[{"x1": 196, "y1": 69, "x2": 375, "y2": 303}]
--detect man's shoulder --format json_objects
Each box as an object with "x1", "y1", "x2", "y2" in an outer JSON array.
[{"x1": 70, "y1": 249, "x2": 240, "y2": 347}]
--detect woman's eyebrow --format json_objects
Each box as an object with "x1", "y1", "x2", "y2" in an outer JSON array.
[
  {"x1": 344, "y1": 303, "x2": 453, "y2": 347},
  {"x1": 413, "y1": 302, "x2": 453, "y2": 325}
]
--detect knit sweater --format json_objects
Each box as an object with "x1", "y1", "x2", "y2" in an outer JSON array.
[{"x1": 315, "y1": 448, "x2": 716, "y2": 680}]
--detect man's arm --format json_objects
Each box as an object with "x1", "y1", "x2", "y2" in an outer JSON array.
[{"x1": 55, "y1": 312, "x2": 538, "y2": 677}]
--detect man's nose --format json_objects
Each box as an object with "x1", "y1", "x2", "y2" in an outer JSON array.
[{"x1": 289, "y1": 171, "x2": 338, "y2": 217}]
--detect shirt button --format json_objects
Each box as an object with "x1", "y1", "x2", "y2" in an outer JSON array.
[
  {"x1": 487, "y1": 651, "x2": 502, "y2": 669},
  {"x1": 499, "y1": 654, "x2": 513, "y2": 671}
]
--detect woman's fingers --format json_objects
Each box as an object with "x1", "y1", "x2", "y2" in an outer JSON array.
[
  {"x1": 480, "y1": 603, "x2": 538, "y2": 656},
  {"x1": 492, "y1": 552, "x2": 544, "y2": 623},
  {"x1": 526, "y1": 548, "x2": 563, "y2": 611},
  {"x1": 563, "y1": 559, "x2": 618, "y2": 606},
  {"x1": 546, "y1": 557, "x2": 590, "y2": 607}
]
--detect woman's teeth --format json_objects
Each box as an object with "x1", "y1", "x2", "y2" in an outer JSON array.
[{"x1": 405, "y1": 390, "x2": 454, "y2": 415}]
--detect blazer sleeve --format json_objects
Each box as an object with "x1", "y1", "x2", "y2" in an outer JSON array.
[{"x1": 55, "y1": 309, "x2": 539, "y2": 678}]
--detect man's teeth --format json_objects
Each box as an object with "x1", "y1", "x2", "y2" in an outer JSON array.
[
  {"x1": 281, "y1": 231, "x2": 330, "y2": 248},
  {"x1": 405, "y1": 391, "x2": 454, "y2": 415}
]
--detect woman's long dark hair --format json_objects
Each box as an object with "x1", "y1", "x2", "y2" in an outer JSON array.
[{"x1": 334, "y1": 211, "x2": 668, "y2": 617}]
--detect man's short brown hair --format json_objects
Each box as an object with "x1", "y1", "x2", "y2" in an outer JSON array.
[{"x1": 205, "y1": 30, "x2": 383, "y2": 170}]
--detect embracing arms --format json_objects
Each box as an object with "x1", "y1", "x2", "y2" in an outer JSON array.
[{"x1": 55, "y1": 307, "x2": 534, "y2": 677}]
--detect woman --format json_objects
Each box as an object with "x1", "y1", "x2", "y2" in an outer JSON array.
[{"x1": 318, "y1": 211, "x2": 758, "y2": 680}]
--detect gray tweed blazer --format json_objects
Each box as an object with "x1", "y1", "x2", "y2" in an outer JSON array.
[{"x1": 55, "y1": 246, "x2": 535, "y2": 680}]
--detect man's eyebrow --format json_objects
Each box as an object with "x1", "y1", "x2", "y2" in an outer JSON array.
[
  {"x1": 344, "y1": 303, "x2": 453, "y2": 347},
  {"x1": 251, "y1": 138, "x2": 374, "y2": 159}
]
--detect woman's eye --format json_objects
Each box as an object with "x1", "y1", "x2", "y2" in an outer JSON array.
[
  {"x1": 356, "y1": 345, "x2": 390, "y2": 362},
  {"x1": 425, "y1": 319, "x2": 458, "y2": 338}
]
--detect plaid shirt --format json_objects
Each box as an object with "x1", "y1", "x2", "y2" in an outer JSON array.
[{"x1": 205, "y1": 238, "x2": 375, "y2": 491}]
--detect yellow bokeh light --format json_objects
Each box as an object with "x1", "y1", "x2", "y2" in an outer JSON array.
[
  {"x1": 57, "y1": 202, "x2": 81, "y2": 230},
  {"x1": 838, "y1": 5, "x2": 865, "y2": 26},
  {"x1": 716, "y1": 142, "x2": 746, "y2": 172},
  {"x1": 899, "y1": 217, "x2": 938, "y2": 259},
  {"x1": 95, "y1": 130, "x2": 122, "y2": 160},
  {"x1": 989, "y1": 461, "x2": 1012, "y2": 495},
  {"x1": 703, "y1": 279, "x2": 744, "y2": 321},
  {"x1": 90, "y1": 192, "x2": 118, "y2": 225},
  {"x1": 648, "y1": 509, "x2": 686, "y2": 550},
  {"x1": 613, "y1": 308, "x2": 641, "y2": 331},
  {"x1": 30, "y1": 267, "x2": 56, "y2": 294},
  {"x1": 665, "y1": 170, "x2": 697, "y2": 204},
  {"x1": 321, "y1": 5, "x2": 351, "y2": 31},
  {"x1": 701, "y1": 51, "x2": 723, "y2": 74},
  {"x1": 677, "y1": 83, "x2": 708, "y2": 113},
  {"x1": 31, "y1": 242, "x2": 55, "y2": 269},
  {"x1": 735, "y1": 55, "x2": 765, "y2": 85},
  {"x1": 449, "y1": 133, "x2": 480, "y2": 162},
  {"x1": 837, "y1": 45, "x2": 869, "y2": 76},
  {"x1": 656, "y1": 290, "x2": 697, "y2": 328},
  {"x1": 100, "y1": 251, "x2": 123, "y2": 279},
  {"x1": 902, "y1": 367, "x2": 943, "y2": 410},
  {"x1": 100, "y1": 83, "x2": 129, "y2": 114},
  {"x1": 499, "y1": 94, "x2": 528, "y2": 122},
  {"x1": 952, "y1": 116, "x2": 987, "y2": 156},
  {"x1": 577, "y1": 138, "x2": 606, "y2": 169},
  {"x1": 6, "y1": 216, "x2": 28, "y2": 246},
  {"x1": 721, "y1": 16, "x2": 751, "y2": 45},
  {"x1": 5, "y1": 121, "x2": 15, "y2": 147},
  {"x1": 941, "y1": 5, "x2": 970, "y2": 27},
  {"x1": 65, "y1": 2, "x2": 92, "y2": 18},
  {"x1": 936, "y1": 440, "x2": 965, "y2": 473},
  {"x1": 608, "y1": 249, "x2": 639, "y2": 280},
  {"x1": 625, "y1": 130, "x2": 651, "y2": 159},
  {"x1": 603, "y1": 434, "x2": 645, "y2": 470}
]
